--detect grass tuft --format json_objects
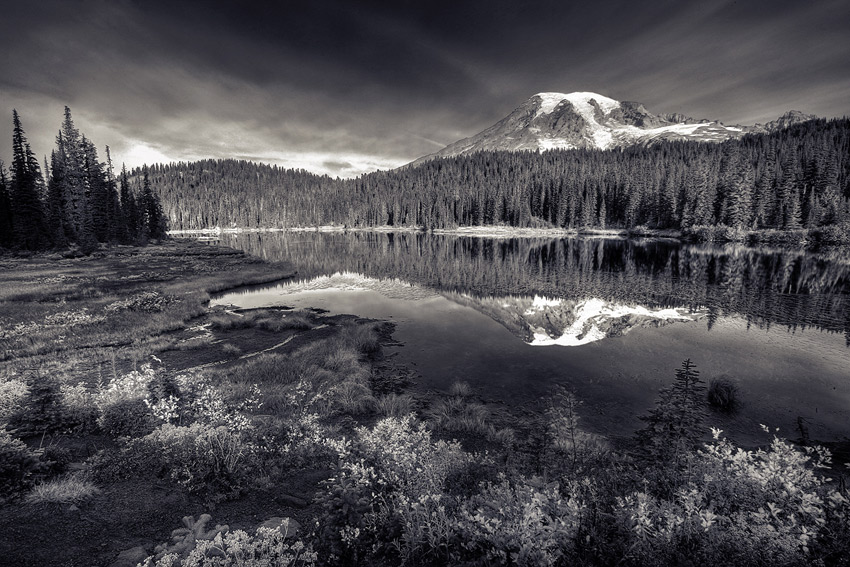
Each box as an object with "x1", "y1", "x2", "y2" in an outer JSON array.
[
  {"x1": 375, "y1": 393, "x2": 416, "y2": 419},
  {"x1": 708, "y1": 375, "x2": 739, "y2": 412},
  {"x1": 25, "y1": 473, "x2": 100, "y2": 505},
  {"x1": 449, "y1": 381, "x2": 472, "y2": 398}
]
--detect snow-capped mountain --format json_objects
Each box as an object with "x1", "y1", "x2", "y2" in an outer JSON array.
[{"x1": 412, "y1": 92, "x2": 816, "y2": 166}]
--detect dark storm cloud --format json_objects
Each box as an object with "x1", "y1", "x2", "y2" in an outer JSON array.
[{"x1": 1, "y1": 0, "x2": 848, "y2": 177}]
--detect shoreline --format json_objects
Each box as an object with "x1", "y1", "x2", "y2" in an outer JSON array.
[{"x1": 168, "y1": 224, "x2": 850, "y2": 246}]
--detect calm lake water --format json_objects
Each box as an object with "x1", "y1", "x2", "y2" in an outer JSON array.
[{"x1": 209, "y1": 231, "x2": 850, "y2": 445}]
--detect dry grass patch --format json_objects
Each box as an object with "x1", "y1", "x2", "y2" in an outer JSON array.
[{"x1": 25, "y1": 473, "x2": 100, "y2": 505}]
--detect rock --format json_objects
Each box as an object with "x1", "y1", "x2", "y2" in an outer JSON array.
[
  {"x1": 276, "y1": 493, "x2": 309, "y2": 508},
  {"x1": 259, "y1": 517, "x2": 301, "y2": 538},
  {"x1": 110, "y1": 546, "x2": 149, "y2": 567}
]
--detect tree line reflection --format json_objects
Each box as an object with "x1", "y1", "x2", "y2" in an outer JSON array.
[{"x1": 213, "y1": 232, "x2": 850, "y2": 345}]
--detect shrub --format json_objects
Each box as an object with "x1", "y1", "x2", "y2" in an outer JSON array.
[
  {"x1": 614, "y1": 429, "x2": 847, "y2": 566},
  {"x1": 105, "y1": 290, "x2": 173, "y2": 313},
  {"x1": 707, "y1": 375, "x2": 738, "y2": 412},
  {"x1": 144, "y1": 526, "x2": 318, "y2": 567},
  {"x1": 10, "y1": 374, "x2": 65, "y2": 435},
  {"x1": 456, "y1": 475, "x2": 586, "y2": 566},
  {"x1": 97, "y1": 363, "x2": 157, "y2": 409},
  {"x1": 139, "y1": 423, "x2": 258, "y2": 500},
  {"x1": 60, "y1": 383, "x2": 99, "y2": 432},
  {"x1": 812, "y1": 223, "x2": 850, "y2": 245},
  {"x1": 98, "y1": 398, "x2": 155, "y2": 437},
  {"x1": 316, "y1": 416, "x2": 474, "y2": 563},
  {"x1": 25, "y1": 472, "x2": 99, "y2": 505},
  {"x1": 0, "y1": 428, "x2": 46, "y2": 499},
  {"x1": 684, "y1": 224, "x2": 747, "y2": 243},
  {"x1": 0, "y1": 378, "x2": 28, "y2": 421}
]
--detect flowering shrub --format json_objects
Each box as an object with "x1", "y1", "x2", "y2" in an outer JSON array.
[
  {"x1": 614, "y1": 428, "x2": 850, "y2": 566},
  {"x1": 456, "y1": 474, "x2": 586, "y2": 566},
  {"x1": 316, "y1": 416, "x2": 475, "y2": 564},
  {"x1": 0, "y1": 378, "x2": 28, "y2": 421},
  {"x1": 354, "y1": 416, "x2": 473, "y2": 497},
  {"x1": 43, "y1": 308, "x2": 105, "y2": 326},
  {"x1": 97, "y1": 364, "x2": 157, "y2": 410},
  {"x1": 146, "y1": 526, "x2": 317, "y2": 567},
  {"x1": 136, "y1": 423, "x2": 258, "y2": 500}
]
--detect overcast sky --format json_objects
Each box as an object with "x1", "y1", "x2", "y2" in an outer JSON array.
[{"x1": 1, "y1": 0, "x2": 848, "y2": 178}]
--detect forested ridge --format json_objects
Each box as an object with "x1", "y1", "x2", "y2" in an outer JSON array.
[
  {"x1": 147, "y1": 118, "x2": 850, "y2": 233},
  {"x1": 0, "y1": 108, "x2": 166, "y2": 252}
]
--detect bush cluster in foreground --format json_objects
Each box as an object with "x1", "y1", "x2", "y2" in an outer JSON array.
[{"x1": 2, "y1": 349, "x2": 848, "y2": 566}]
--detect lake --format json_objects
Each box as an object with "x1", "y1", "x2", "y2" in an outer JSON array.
[{"x1": 209, "y1": 231, "x2": 850, "y2": 446}]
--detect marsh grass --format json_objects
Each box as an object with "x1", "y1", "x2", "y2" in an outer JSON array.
[
  {"x1": 449, "y1": 381, "x2": 472, "y2": 398},
  {"x1": 339, "y1": 322, "x2": 382, "y2": 357},
  {"x1": 427, "y1": 394, "x2": 490, "y2": 436},
  {"x1": 207, "y1": 320, "x2": 381, "y2": 420},
  {"x1": 210, "y1": 309, "x2": 314, "y2": 333},
  {"x1": 375, "y1": 393, "x2": 416, "y2": 418},
  {"x1": 331, "y1": 380, "x2": 376, "y2": 416}
]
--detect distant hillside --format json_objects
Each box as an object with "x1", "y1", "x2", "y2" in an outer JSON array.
[{"x1": 148, "y1": 118, "x2": 850, "y2": 233}]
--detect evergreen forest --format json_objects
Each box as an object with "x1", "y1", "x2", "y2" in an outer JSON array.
[
  {"x1": 147, "y1": 118, "x2": 850, "y2": 234},
  {"x1": 0, "y1": 109, "x2": 167, "y2": 252}
]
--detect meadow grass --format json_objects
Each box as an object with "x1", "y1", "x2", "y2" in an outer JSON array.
[{"x1": 0, "y1": 241, "x2": 294, "y2": 383}]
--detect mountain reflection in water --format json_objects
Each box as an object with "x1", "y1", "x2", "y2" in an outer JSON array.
[{"x1": 212, "y1": 231, "x2": 850, "y2": 344}]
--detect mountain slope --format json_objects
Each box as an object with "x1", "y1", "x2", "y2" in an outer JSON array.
[{"x1": 412, "y1": 92, "x2": 814, "y2": 166}]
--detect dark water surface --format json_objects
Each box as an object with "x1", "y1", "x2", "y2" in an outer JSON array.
[{"x1": 209, "y1": 232, "x2": 850, "y2": 444}]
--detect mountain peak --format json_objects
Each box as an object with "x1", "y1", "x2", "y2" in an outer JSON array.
[
  {"x1": 764, "y1": 110, "x2": 817, "y2": 131},
  {"x1": 532, "y1": 92, "x2": 620, "y2": 117},
  {"x1": 410, "y1": 93, "x2": 820, "y2": 166}
]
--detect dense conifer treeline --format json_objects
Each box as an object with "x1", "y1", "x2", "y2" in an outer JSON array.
[
  {"x1": 148, "y1": 118, "x2": 850, "y2": 232},
  {"x1": 0, "y1": 108, "x2": 166, "y2": 252}
]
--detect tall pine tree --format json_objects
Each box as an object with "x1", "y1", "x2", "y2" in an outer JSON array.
[
  {"x1": 0, "y1": 162, "x2": 13, "y2": 248},
  {"x1": 9, "y1": 110, "x2": 49, "y2": 250}
]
